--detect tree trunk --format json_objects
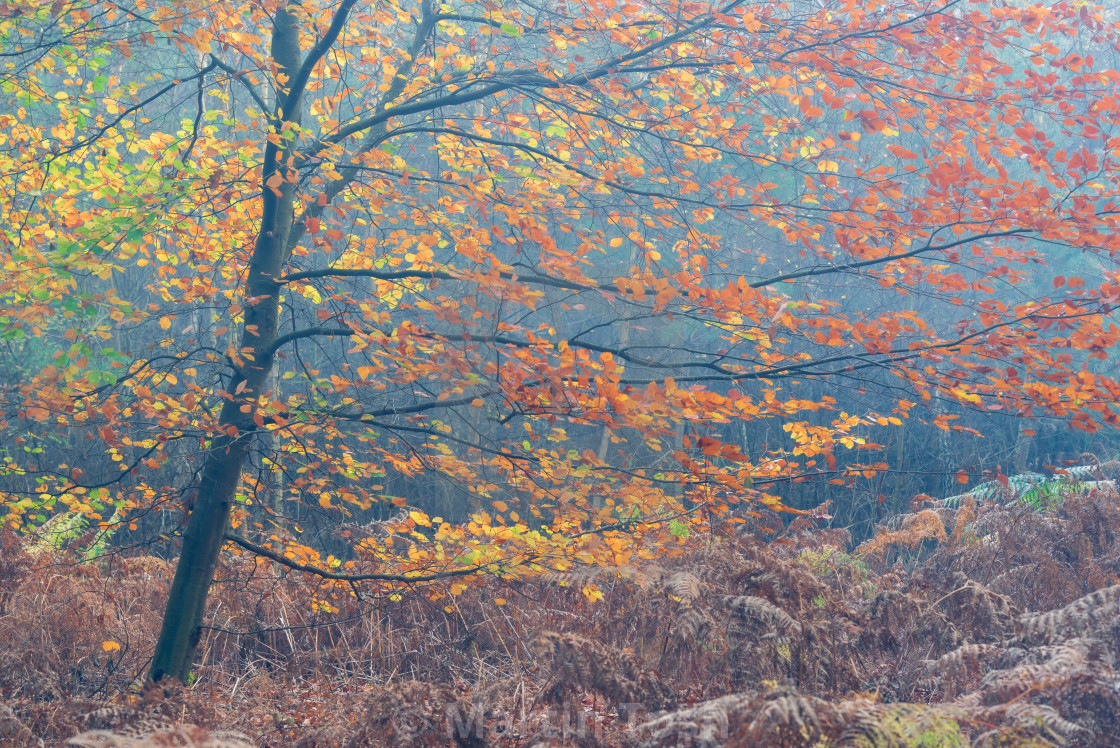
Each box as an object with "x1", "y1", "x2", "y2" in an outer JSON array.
[
  {"x1": 148, "y1": 5, "x2": 305, "y2": 683},
  {"x1": 1011, "y1": 419, "x2": 1034, "y2": 473},
  {"x1": 147, "y1": 431, "x2": 253, "y2": 682}
]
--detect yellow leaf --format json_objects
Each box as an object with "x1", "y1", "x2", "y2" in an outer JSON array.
[
  {"x1": 495, "y1": 598, "x2": 507, "y2": 606},
  {"x1": 102, "y1": 640, "x2": 121, "y2": 652},
  {"x1": 410, "y1": 510, "x2": 431, "y2": 527}
]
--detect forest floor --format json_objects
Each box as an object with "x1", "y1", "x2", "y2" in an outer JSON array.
[{"x1": 4, "y1": 460, "x2": 1120, "y2": 747}]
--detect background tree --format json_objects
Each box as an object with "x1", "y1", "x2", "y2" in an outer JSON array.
[{"x1": 2, "y1": 0, "x2": 1119, "y2": 683}]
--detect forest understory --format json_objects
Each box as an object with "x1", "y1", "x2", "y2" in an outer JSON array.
[{"x1": 4, "y1": 458, "x2": 1120, "y2": 748}]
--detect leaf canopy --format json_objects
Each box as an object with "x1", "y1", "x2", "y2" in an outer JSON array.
[{"x1": 1, "y1": 0, "x2": 1119, "y2": 593}]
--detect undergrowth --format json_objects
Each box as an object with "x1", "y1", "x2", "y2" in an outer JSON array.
[{"x1": 3, "y1": 460, "x2": 1120, "y2": 746}]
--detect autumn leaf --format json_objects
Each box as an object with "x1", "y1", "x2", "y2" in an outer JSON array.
[{"x1": 3, "y1": 0, "x2": 1119, "y2": 688}]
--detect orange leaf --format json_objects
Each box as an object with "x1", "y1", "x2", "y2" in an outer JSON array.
[
  {"x1": 697, "y1": 436, "x2": 721, "y2": 456},
  {"x1": 265, "y1": 172, "x2": 284, "y2": 195}
]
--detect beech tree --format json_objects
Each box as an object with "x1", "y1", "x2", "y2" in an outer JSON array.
[{"x1": 2, "y1": 0, "x2": 1119, "y2": 683}]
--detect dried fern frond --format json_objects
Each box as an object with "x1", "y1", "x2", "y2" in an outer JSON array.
[
  {"x1": 118, "y1": 555, "x2": 175, "y2": 580},
  {"x1": 933, "y1": 642, "x2": 1001, "y2": 684},
  {"x1": 856, "y1": 509, "x2": 947, "y2": 560},
  {"x1": 634, "y1": 692, "x2": 748, "y2": 748},
  {"x1": 341, "y1": 681, "x2": 488, "y2": 748},
  {"x1": 649, "y1": 569, "x2": 718, "y2": 650},
  {"x1": 673, "y1": 606, "x2": 716, "y2": 642},
  {"x1": 665, "y1": 571, "x2": 704, "y2": 603},
  {"x1": 534, "y1": 631, "x2": 675, "y2": 711},
  {"x1": 723, "y1": 595, "x2": 802, "y2": 640},
  {"x1": 934, "y1": 572, "x2": 1017, "y2": 642},
  {"x1": 973, "y1": 701, "x2": 1083, "y2": 742},
  {"x1": 633, "y1": 689, "x2": 837, "y2": 748},
  {"x1": 742, "y1": 690, "x2": 826, "y2": 745},
  {"x1": 976, "y1": 642, "x2": 1089, "y2": 705},
  {"x1": 949, "y1": 633, "x2": 1120, "y2": 743},
  {"x1": 949, "y1": 496, "x2": 979, "y2": 547},
  {"x1": 835, "y1": 704, "x2": 968, "y2": 748},
  {"x1": 634, "y1": 689, "x2": 965, "y2": 748},
  {"x1": 540, "y1": 563, "x2": 676, "y2": 594},
  {"x1": 865, "y1": 587, "x2": 925, "y2": 652},
  {"x1": 735, "y1": 550, "x2": 827, "y2": 614},
  {"x1": 538, "y1": 564, "x2": 621, "y2": 589},
  {"x1": 1016, "y1": 584, "x2": 1120, "y2": 643},
  {"x1": 67, "y1": 725, "x2": 254, "y2": 748},
  {"x1": 0, "y1": 706, "x2": 36, "y2": 747},
  {"x1": 971, "y1": 726, "x2": 1062, "y2": 748}
]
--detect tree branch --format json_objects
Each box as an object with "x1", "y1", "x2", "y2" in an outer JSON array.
[
  {"x1": 280, "y1": 0, "x2": 360, "y2": 116},
  {"x1": 749, "y1": 228, "x2": 1031, "y2": 288},
  {"x1": 48, "y1": 61, "x2": 217, "y2": 162},
  {"x1": 280, "y1": 266, "x2": 618, "y2": 294},
  {"x1": 286, "y1": 0, "x2": 439, "y2": 254},
  {"x1": 225, "y1": 533, "x2": 494, "y2": 583},
  {"x1": 297, "y1": 0, "x2": 747, "y2": 161}
]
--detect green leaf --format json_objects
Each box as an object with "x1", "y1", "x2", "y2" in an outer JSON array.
[{"x1": 499, "y1": 22, "x2": 521, "y2": 36}]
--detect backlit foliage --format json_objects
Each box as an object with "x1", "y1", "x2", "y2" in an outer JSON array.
[{"x1": 1, "y1": 0, "x2": 1120, "y2": 667}]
